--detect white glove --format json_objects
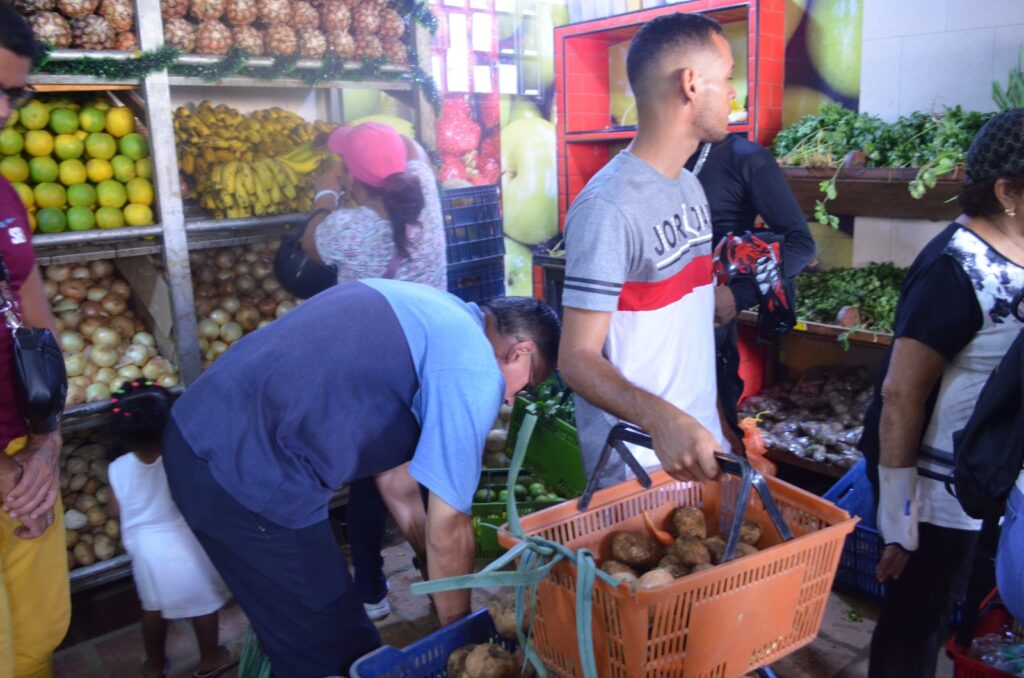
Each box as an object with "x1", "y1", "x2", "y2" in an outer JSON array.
[{"x1": 877, "y1": 465, "x2": 919, "y2": 551}]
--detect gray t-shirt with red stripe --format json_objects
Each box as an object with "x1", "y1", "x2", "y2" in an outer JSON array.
[{"x1": 562, "y1": 150, "x2": 725, "y2": 487}]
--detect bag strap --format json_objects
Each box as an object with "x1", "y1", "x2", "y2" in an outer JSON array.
[{"x1": 0, "y1": 253, "x2": 23, "y2": 332}]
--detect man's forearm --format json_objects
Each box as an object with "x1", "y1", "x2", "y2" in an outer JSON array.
[{"x1": 425, "y1": 513, "x2": 474, "y2": 625}]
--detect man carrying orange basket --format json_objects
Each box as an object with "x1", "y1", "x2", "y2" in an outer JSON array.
[{"x1": 559, "y1": 12, "x2": 738, "y2": 486}]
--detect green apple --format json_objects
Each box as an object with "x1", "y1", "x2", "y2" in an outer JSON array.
[
  {"x1": 505, "y1": 237, "x2": 534, "y2": 297},
  {"x1": 785, "y1": 0, "x2": 809, "y2": 43},
  {"x1": 534, "y1": 1, "x2": 569, "y2": 92},
  {"x1": 342, "y1": 89, "x2": 382, "y2": 121},
  {"x1": 500, "y1": 96, "x2": 541, "y2": 129},
  {"x1": 806, "y1": 0, "x2": 862, "y2": 98},
  {"x1": 501, "y1": 116, "x2": 557, "y2": 245},
  {"x1": 782, "y1": 85, "x2": 838, "y2": 127},
  {"x1": 347, "y1": 114, "x2": 415, "y2": 138}
]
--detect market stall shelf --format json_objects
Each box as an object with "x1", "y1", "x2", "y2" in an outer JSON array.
[{"x1": 738, "y1": 310, "x2": 894, "y2": 348}]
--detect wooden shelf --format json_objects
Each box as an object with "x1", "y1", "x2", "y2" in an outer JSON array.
[
  {"x1": 782, "y1": 166, "x2": 962, "y2": 221},
  {"x1": 738, "y1": 310, "x2": 893, "y2": 347},
  {"x1": 764, "y1": 448, "x2": 849, "y2": 479}
]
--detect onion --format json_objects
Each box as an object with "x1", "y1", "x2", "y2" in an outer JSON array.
[
  {"x1": 235, "y1": 275, "x2": 257, "y2": 294},
  {"x1": 84, "y1": 362, "x2": 98, "y2": 380},
  {"x1": 122, "y1": 343, "x2": 151, "y2": 367},
  {"x1": 58, "y1": 280, "x2": 88, "y2": 301},
  {"x1": 266, "y1": 240, "x2": 280, "y2": 253},
  {"x1": 142, "y1": 357, "x2": 173, "y2": 380},
  {"x1": 69, "y1": 375, "x2": 90, "y2": 390},
  {"x1": 242, "y1": 251, "x2": 259, "y2": 264},
  {"x1": 43, "y1": 280, "x2": 58, "y2": 299},
  {"x1": 252, "y1": 261, "x2": 273, "y2": 279},
  {"x1": 60, "y1": 331, "x2": 85, "y2": 353},
  {"x1": 261, "y1": 277, "x2": 281, "y2": 294},
  {"x1": 209, "y1": 309, "x2": 230, "y2": 326},
  {"x1": 45, "y1": 265, "x2": 71, "y2": 282},
  {"x1": 197, "y1": 267, "x2": 216, "y2": 285},
  {"x1": 157, "y1": 374, "x2": 179, "y2": 388},
  {"x1": 64, "y1": 353, "x2": 86, "y2": 378},
  {"x1": 117, "y1": 365, "x2": 143, "y2": 380},
  {"x1": 220, "y1": 322, "x2": 243, "y2": 343},
  {"x1": 275, "y1": 301, "x2": 296, "y2": 318},
  {"x1": 215, "y1": 269, "x2": 233, "y2": 284},
  {"x1": 132, "y1": 331, "x2": 156, "y2": 348},
  {"x1": 101, "y1": 294, "x2": 127, "y2": 316},
  {"x1": 198, "y1": 337, "x2": 210, "y2": 353},
  {"x1": 272, "y1": 288, "x2": 291, "y2": 303},
  {"x1": 110, "y1": 315, "x2": 135, "y2": 339},
  {"x1": 89, "y1": 260, "x2": 115, "y2": 279},
  {"x1": 59, "y1": 310, "x2": 83, "y2": 331},
  {"x1": 257, "y1": 298, "x2": 277, "y2": 317},
  {"x1": 208, "y1": 340, "x2": 229, "y2": 360},
  {"x1": 214, "y1": 251, "x2": 236, "y2": 269},
  {"x1": 85, "y1": 383, "x2": 111, "y2": 403},
  {"x1": 78, "y1": 317, "x2": 101, "y2": 339},
  {"x1": 218, "y1": 282, "x2": 238, "y2": 298},
  {"x1": 235, "y1": 306, "x2": 260, "y2": 331},
  {"x1": 109, "y1": 280, "x2": 131, "y2": 299},
  {"x1": 66, "y1": 384, "x2": 86, "y2": 407},
  {"x1": 257, "y1": 320, "x2": 273, "y2": 330},
  {"x1": 91, "y1": 327, "x2": 120, "y2": 348},
  {"x1": 189, "y1": 252, "x2": 204, "y2": 267},
  {"x1": 233, "y1": 262, "x2": 252, "y2": 277},
  {"x1": 70, "y1": 266, "x2": 91, "y2": 280},
  {"x1": 55, "y1": 316, "x2": 65, "y2": 333},
  {"x1": 219, "y1": 296, "x2": 241, "y2": 314},
  {"x1": 52, "y1": 298, "x2": 80, "y2": 314},
  {"x1": 86, "y1": 286, "x2": 108, "y2": 303},
  {"x1": 80, "y1": 301, "x2": 106, "y2": 319},
  {"x1": 94, "y1": 367, "x2": 117, "y2": 385},
  {"x1": 108, "y1": 377, "x2": 127, "y2": 393},
  {"x1": 194, "y1": 297, "x2": 215, "y2": 317},
  {"x1": 198, "y1": 319, "x2": 221, "y2": 340},
  {"x1": 90, "y1": 346, "x2": 119, "y2": 368}
]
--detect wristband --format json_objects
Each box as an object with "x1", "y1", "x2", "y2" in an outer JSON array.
[
  {"x1": 313, "y1": 190, "x2": 339, "y2": 208},
  {"x1": 877, "y1": 465, "x2": 919, "y2": 551}
]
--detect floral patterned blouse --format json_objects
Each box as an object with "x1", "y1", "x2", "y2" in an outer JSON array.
[{"x1": 314, "y1": 160, "x2": 447, "y2": 290}]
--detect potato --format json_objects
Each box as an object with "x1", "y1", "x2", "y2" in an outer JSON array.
[
  {"x1": 82, "y1": 478, "x2": 100, "y2": 495},
  {"x1": 95, "y1": 486, "x2": 111, "y2": 505},
  {"x1": 663, "y1": 562, "x2": 690, "y2": 578},
  {"x1": 703, "y1": 536, "x2": 726, "y2": 564},
  {"x1": 59, "y1": 472, "x2": 70, "y2": 490},
  {"x1": 601, "y1": 560, "x2": 638, "y2": 578},
  {"x1": 485, "y1": 429, "x2": 508, "y2": 453},
  {"x1": 89, "y1": 459, "x2": 109, "y2": 483},
  {"x1": 77, "y1": 444, "x2": 108, "y2": 460},
  {"x1": 735, "y1": 543, "x2": 759, "y2": 558},
  {"x1": 64, "y1": 508, "x2": 88, "y2": 531},
  {"x1": 73, "y1": 542, "x2": 96, "y2": 567},
  {"x1": 637, "y1": 568, "x2": 675, "y2": 590},
  {"x1": 609, "y1": 531, "x2": 662, "y2": 570},
  {"x1": 67, "y1": 550, "x2": 77, "y2": 570},
  {"x1": 464, "y1": 643, "x2": 517, "y2": 678},
  {"x1": 63, "y1": 492, "x2": 79, "y2": 510},
  {"x1": 66, "y1": 530, "x2": 80, "y2": 548},
  {"x1": 65, "y1": 456, "x2": 88, "y2": 476},
  {"x1": 79, "y1": 532, "x2": 94, "y2": 545},
  {"x1": 610, "y1": 571, "x2": 638, "y2": 587},
  {"x1": 86, "y1": 506, "x2": 107, "y2": 528},
  {"x1": 93, "y1": 535, "x2": 116, "y2": 561},
  {"x1": 692, "y1": 562, "x2": 714, "y2": 572},
  {"x1": 512, "y1": 648, "x2": 539, "y2": 678},
  {"x1": 672, "y1": 507, "x2": 707, "y2": 539},
  {"x1": 69, "y1": 474, "x2": 88, "y2": 492},
  {"x1": 447, "y1": 644, "x2": 476, "y2": 676},
  {"x1": 488, "y1": 600, "x2": 519, "y2": 640},
  {"x1": 657, "y1": 553, "x2": 682, "y2": 568},
  {"x1": 672, "y1": 536, "x2": 711, "y2": 567},
  {"x1": 75, "y1": 493, "x2": 98, "y2": 513},
  {"x1": 103, "y1": 519, "x2": 120, "y2": 540},
  {"x1": 740, "y1": 520, "x2": 762, "y2": 546}
]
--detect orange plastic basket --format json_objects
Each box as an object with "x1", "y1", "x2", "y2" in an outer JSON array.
[{"x1": 497, "y1": 468, "x2": 857, "y2": 678}]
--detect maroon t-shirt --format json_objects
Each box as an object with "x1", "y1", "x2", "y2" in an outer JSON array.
[{"x1": 0, "y1": 176, "x2": 37, "y2": 449}]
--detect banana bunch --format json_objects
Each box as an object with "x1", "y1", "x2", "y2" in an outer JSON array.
[
  {"x1": 175, "y1": 101, "x2": 335, "y2": 186},
  {"x1": 194, "y1": 156, "x2": 314, "y2": 220},
  {"x1": 275, "y1": 141, "x2": 329, "y2": 175}
]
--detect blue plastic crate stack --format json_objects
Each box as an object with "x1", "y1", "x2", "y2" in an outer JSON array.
[{"x1": 442, "y1": 185, "x2": 506, "y2": 303}]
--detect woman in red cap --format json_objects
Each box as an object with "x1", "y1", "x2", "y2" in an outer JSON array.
[{"x1": 301, "y1": 121, "x2": 445, "y2": 623}]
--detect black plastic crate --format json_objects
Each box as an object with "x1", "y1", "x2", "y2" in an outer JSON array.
[
  {"x1": 448, "y1": 254, "x2": 504, "y2": 303},
  {"x1": 442, "y1": 184, "x2": 505, "y2": 264}
]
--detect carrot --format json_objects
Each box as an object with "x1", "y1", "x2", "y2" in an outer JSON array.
[{"x1": 643, "y1": 511, "x2": 674, "y2": 547}]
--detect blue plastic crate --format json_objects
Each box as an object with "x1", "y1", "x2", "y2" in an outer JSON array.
[
  {"x1": 823, "y1": 460, "x2": 885, "y2": 599},
  {"x1": 350, "y1": 609, "x2": 514, "y2": 677},
  {"x1": 447, "y1": 254, "x2": 504, "y2": 303},
  {"x1": 442, "y1": 184, "x2": 505, "y2": 265}
]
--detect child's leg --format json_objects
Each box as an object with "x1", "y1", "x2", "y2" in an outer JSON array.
[
  {"x1": 141, "y1": 611, "x2": 167, "y2": 677},
  {"x1": 190, "y1": 612, "x2": 231, "y2": 673}
]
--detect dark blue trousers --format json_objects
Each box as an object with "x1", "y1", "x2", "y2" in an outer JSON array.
[
  {"x1": 163, "y1": 421, "x2": 381, "y2": 677},
  {"x1": 346, "y1": 477, "x2": 388, "y2": 606}
]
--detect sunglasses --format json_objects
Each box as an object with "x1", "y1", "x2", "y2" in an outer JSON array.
[{"x1": 1, "y1": 85, "x2": 35, "y2": 111}]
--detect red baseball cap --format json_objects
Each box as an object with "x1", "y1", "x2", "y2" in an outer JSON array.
[{"x1": 327, "y1": 122, "x2": 407, "y2": 188}]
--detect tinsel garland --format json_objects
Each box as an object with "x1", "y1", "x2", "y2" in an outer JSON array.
[{"x1": 36, "y1": 44, "x2": 181, "y2": 79}]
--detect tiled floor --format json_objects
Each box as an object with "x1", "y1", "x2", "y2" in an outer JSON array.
[{"x1": 53, "y1": 540, "x2": 954, "y2": 677}]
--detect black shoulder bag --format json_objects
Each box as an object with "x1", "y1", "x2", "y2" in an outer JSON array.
[{"x1": 0, "y1": 254, "x2": 67, "y2": 434}]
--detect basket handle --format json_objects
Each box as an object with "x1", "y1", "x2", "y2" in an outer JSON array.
[{"x1": 579, "y1": 423, "x2": 793, "y2": 561}]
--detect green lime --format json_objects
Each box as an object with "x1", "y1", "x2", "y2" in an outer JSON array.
[
  {"x1": 36, "y1": 207, "x2": 66, "y2": 233},
  {"x1": 66, "y1": 206, "x2": 95, "y2": 231},
  {"x1": 66, "y1": 183, "x2": 97, "y2": 208},
  {"x1": 49, "y1": 108, "x2": 80, "y2": 134},
  {"x1": 0, "y1": 128, "x2": 23, "y2": 155},
  {"x1": 95, "y1": 206, "x2": 125, "y2": 229},
  {"x1": 28, "y1": 156, "x2": 59, "y2": 184}
]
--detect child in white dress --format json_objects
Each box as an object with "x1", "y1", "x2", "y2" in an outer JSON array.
[{"x1": 106, "y1": 382, "x2": 235, "y2": 678}]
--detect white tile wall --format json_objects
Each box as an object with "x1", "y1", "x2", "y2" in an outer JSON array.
[
  {"x1": 890, "y1": 220, "x2": 947, "y2": 267},
  {"x1": 944, "y1": 0, "x2": 1024, "y2": 32},
  {"x1": 897, "y1": 27, "x2": 996, "y2": 115},
  {"x1": 858, "y1": 37, "x2": 902, "y2": 119},
  {"x1": 862, "y1": 0, "x2": 947, "y2": 40},
  {"x1": 852, "y1": 218, "x2": 895, "y2": 266}
]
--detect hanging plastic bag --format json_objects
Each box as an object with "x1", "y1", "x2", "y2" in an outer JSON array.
[{"x1": 739, "y1": 411, "x2": 776, "y2": 477}]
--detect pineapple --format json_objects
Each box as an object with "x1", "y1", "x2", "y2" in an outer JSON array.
[
  {"x1": 264, "y1": 24, "x2": 297, "y2": 55},
  {"x1": 258, "y1": 0, "x2": 291, "y2": 25},
  {"x1": 318, "y1": 1, "x2": 349, "y2": 32},
  {"x1": 13, "y1": 0, "x2": 56, "y2": 13},
  {"x1": 353, "y1": 32, "x2": 381, "y2": 59},
  {"x1": 350, "y1": 1, "x2": 379, "y2": 35},
  {"x1": 224, "y1": 0, "x2": 258, "y2": 25},
  {"x1": 57, "y1": 0, "x2": 100, "y2": 19},
  {"x1": 71, "y1": 15, "x2": 115, "y2": 49},
  {"x1": 378, "y1": 7, "x2": 402, "y2": 39},
  {"x1": 291, "y1": 1, "x2": 318, "y2": 30},
  {"x1": 381, "y1": 38, "x2": 406, "y2": 64},
  {"x1": 99, "y1": 0, "x2": 134, "y2": 33},
  {"x1": 161, "y1": 0, "x2": 188, "y2": 18},
  {"x1": 164, "y1": 16, "x2": 196, "y2": 51},
  {"x1": 114, "y1": 31, "x2": 136, "y2": 50},
  {"x1": 325, "y1": 28, "x2": 354, "y2": 58},
  {"x1": 297, "y1": 29, "x2": 326, "y2": 59},
  {"x1": 232, "y1": 25, "x2": 264, "y2": 54},
  {"x1": 29, "y1": 12, "x2": 72, "y2": 48},
  {"x1": 194, "y1": 19, "x2": 232, "y2": 54},
  {"x1": 190, "y1": 0, "x2": 225, "y2": 21}
]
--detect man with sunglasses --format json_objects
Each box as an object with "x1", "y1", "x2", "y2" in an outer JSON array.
[{"x1": 0, "y1": 6, "x2": 71, "y2": 677}]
